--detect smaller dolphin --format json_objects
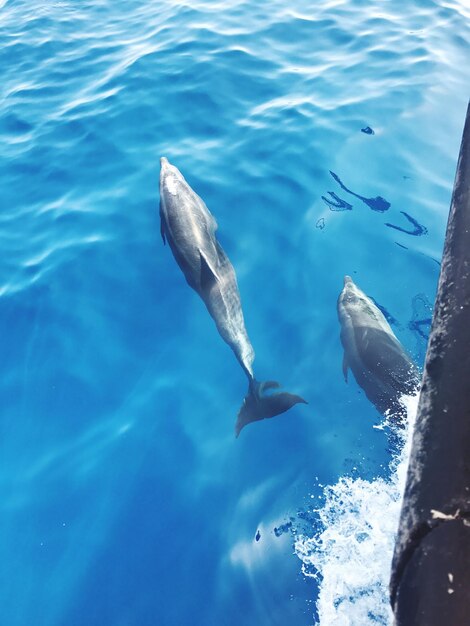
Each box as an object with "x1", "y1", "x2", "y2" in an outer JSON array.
[
  {"x1": 337, "y1": 276, "x2": 420, "y2": 422},
  {"x1": 159, "y1": 157, "x2": 306, "y2": 436}
]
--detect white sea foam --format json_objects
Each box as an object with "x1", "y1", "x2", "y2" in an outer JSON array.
[{"x1": 295, "y1": 395, "x2": 418, "y2": 626}]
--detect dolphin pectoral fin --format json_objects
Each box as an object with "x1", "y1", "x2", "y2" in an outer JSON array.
[
  {"x1": 199, "y1": 249, "x2": 219, "y2": 291},
  {"x1": 159, "y1": 205, "x2": 166, "y2": 245},
  {"x1": 342, "y1": 353, "x2": 349, "y2": 382},
  {"x1": 235, "y1": 379, "x2": 307, "y2": 438}
]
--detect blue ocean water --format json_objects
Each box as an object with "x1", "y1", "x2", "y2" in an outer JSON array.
[{"x1": 1, "y1": 0, "x2": 469, "y2": 624}]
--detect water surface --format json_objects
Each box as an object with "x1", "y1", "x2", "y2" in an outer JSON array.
[{"x1": 1, "y1": 0, "x2": 469, "y2": 624}]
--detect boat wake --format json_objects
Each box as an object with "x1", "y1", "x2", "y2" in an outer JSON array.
[{"x1": 294, "y1": 395, "x2": 418, "y2": 625}]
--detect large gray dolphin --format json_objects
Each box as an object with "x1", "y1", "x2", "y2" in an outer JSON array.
[
  {"x1": 337, "y1": 275, "x2": 420, "y2": 422},
  {"x1": 159, "y1": 157, "x2": 306, "y2": 436}
]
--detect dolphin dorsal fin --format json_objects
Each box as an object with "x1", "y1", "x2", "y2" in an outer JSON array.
[
  {"x1": 342, "y1": 352, "x2": 349, "y2": 382},
  {"x1": 199, "y1": 249, "x2": 218, "y2": 292}
]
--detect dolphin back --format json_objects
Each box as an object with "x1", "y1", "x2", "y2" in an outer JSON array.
[
  {"x1": 235, "y1": 380, "x2": 307, "y2": 437},
  {"x1": 352, "y1": 325, "x2": 420, "y2": 395}
]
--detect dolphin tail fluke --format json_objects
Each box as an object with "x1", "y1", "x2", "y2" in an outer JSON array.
[{"x1": 235, "y1": 379, "x2": 307, "y2": 438}]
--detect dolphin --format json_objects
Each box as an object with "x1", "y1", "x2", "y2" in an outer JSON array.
[
  {"x1": 159, "y1": 157, "x2": 306, "y2": 436},
  {"x1": 337, "y1": 275, "x2": 420, "y2": 422}
]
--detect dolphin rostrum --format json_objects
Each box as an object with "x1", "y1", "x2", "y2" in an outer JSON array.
[
  {"x1": 337, "y1": 275, "x2": 420, "y2": 422},
  {"x1": 159, "y1": 157, "x2": 306, "y2": 436}
]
